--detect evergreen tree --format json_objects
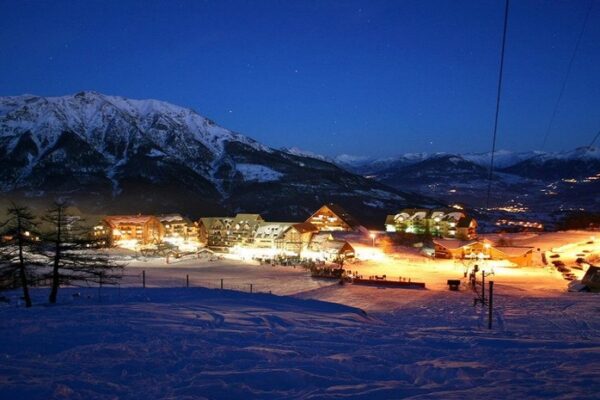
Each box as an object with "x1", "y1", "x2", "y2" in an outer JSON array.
[
  {"x1": 42, "y1": 201, "x2": 123, "y2": 304},
  {"x1": 0, "y1": 203, "x2": 41, "y2": 307}
]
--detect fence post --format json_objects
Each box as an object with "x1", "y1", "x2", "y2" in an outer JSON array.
[
  {"x1": 488, "y1": 281, "x2": 494, "y2": 329},
  {"x1": 220, "y1": 278, "x2": 223, "y2": 290},
  {"x1": 142, "y1": 270, "x2": 146, "y2": 289},
  {"x1": 186, "y1": 274, "x2": 189, "y2": 288},
  {"x1": 481, "y1": 270, "x2": 485, "y2": 305}
]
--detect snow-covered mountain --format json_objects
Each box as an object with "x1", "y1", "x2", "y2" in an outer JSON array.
[
  {"x1": 0, "y1": 92, "x2": 434, "y2": 224},
  {"x1": 336, "y1": 149, "x2": 578, "y2": 173}
]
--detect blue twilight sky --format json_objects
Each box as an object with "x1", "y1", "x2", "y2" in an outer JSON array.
[{"x1": 1, "y1": 0, "x2": 599, "y2": 158}]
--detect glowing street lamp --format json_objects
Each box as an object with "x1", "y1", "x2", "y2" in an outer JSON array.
[{"x1": 369, "y1": 232, "x2": 376, "y2": 247}]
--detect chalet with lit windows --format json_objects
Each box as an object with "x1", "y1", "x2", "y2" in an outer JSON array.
[
  {"x1": 278, "y1": 222, "x2": 319, "y2": 255},
  {"x1": 159, "y1": 214, "x2": 197, "y2": 239},
  {"x1": 198, "y1": 217, "x2": 231, "y2": 249},
  {"x1": 198, "y1": 213, "x2": 264, "y2": 250},
  {"x1": 306, "y1": 203, "x2": 367, "y2": 233},
  {"x1": 228, "y1": 214, "x2": 264, "y2": 246},
  {"x1": 253, "y1": 222, "x2": 294, "y2": 249},
  {"x1": 103, "y1": 215, "x2": 164, "y2": 245},
  {"x1": 385, "y1": 208, "x2": 476, "y2": 240},
  {"x1": 306, "y1": 232, "x2": 355, "y2": 261}
]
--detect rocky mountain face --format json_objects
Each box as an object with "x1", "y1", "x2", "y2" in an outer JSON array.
[
  {"x1": 0, "y1": 92, "x2": 436, "y2": 226},
  {"x1": 337, "y1": 147, "x2": 600, "y2": 227}
]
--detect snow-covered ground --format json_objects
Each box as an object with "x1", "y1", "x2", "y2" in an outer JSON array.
[
  {"x1": 122, "y1": 257, "x2": 333, "y2": 295},
  {"x1": 1, "y1": 232, "x2": 599, "y2": 399},
  {"x1": 1, "y1": 283, "x2": 598, "y2": 399}
]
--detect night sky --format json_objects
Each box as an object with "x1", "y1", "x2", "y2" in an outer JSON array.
[{"x1": 1, "y1": 0, "x2": 599, "y2": 157}]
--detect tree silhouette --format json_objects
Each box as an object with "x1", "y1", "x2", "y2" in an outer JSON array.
[
  {"x1": 0, "y1": 203, "x2": 41, "y2": 307},
  {"x1": 42, "y1": 201, "x2": 123, "y2": 304}
]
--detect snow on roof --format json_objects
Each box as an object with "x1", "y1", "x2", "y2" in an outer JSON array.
[
  {"x1": 255, "y1": 222, "x2": 294, "y2": 238},
  {"x1": 159, "y1": 214, "x2": 188, "y2": 223},
  {"x1": 104, "y1": 215, "x2": 157, "y2": 225},
  {"x1": 321, "y1": 240, "x2": 354, "y2": 253}
]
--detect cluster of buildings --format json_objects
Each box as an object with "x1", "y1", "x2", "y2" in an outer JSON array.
[
  {"x1": 93, "y1": 204, "x2": 535, "y2": 266},
  {"x1": 96, "y1": 204, "x2": 364, "y2": 261},
  {"x1": 384, "y1": 209, "x2": 477, "y2": 240}
]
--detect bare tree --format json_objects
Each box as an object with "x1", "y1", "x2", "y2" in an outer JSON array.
[
  {"x1": 0, "y1": 203, "x2": 41, "y2": 307},
  {"x1": 42, "y1": 201, "x2": 123, "y2": 304}
]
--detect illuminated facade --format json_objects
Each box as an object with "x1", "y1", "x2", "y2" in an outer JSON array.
[
  {"x1": 385, "y1": 208, "x2": 476, "y2": 240},
  {"x1": 306, "y1": 203, "x2": 366, "y2": 233},
  {"x1": 198, "y1": 214, "x2": 264, "y2": 249},
  {"x1": 159, "y1": 214, "x2": 197, "y2": 239},
  {"x1": 103, "y1": 215, "x2": 164, "y2": 245},
  {"x1": 433, "y1": 238, "x2": 534, "y2": 266}
]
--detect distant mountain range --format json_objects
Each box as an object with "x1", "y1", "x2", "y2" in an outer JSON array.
[
  {"x1": 0, "y1": 92, "x2": 436, "y2": 226},
  {"x1": 333, "y1": 147, "x2": 600, "y2": 227},
  {"x1": 335, "y1": 147, "x2": 600, "y2": 176}
]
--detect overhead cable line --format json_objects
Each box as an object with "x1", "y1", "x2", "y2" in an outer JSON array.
[
  {"x1": 589, "y1": 129, "x2": 600, "y2": 147},
  {"x1": 485, "y1": 0, "x2": 510, "y2": 210}
]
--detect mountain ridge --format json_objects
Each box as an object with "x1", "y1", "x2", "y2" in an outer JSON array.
[{"x1": 0, "y1": 92, "x2": 437, "y2": 225}]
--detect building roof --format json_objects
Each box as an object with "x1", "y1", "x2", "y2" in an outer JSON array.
[
  {"x1": 385, "y1": 215, "x2": 396, "y2": 225},
  {"x1": 255, "y1": 222, "x2": 294, "y2": 239},
  {"x1": 199, "y1": 217, "x2": 220, "y2": 229},
  {"x1": 321, "y1": 239, "x2": 354, "y2": 253},
  {"x1": 310, "y1": 232, "x2": 334, "y2": 246},
  {"x1": 457, "y1": 216, "x2": 476, "y2": 228},
  {"x1": 433, "y1": 238, "x2": 492, "y2": 250},
  {"x1": 290, "y1": 222, "x2": 318, "y2": 234},
  {"x1": 104, "y1": 215, "x2": 157, "y2": 226},
  {"x1": 159, "y1": 214, "x2": 191, "y2": 223},
  {"x1": 393, "y1": 208, "x2": 466, "y2": 222},
  {"x1": 313, "y1": 203, "x2": 363, "y2": 230},
  {"x1": 234, "y1": 213, "x2": 263, "y2": 222}
]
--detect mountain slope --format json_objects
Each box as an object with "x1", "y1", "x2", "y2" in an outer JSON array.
[
  {"x1": 499, "y1": 147, "x2": 600, "y2": 180},
  {"x1": 0, "y1": 92, "x2": 435, "y2": 224}
]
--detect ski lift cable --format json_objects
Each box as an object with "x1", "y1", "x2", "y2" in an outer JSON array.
[
  {"x1": 540, "y1": 0, "x2": 594, "y2": 150},
  {"x1": 485, "y1": 0, "x2": 511, "y2": 210},
  {"x1": 589, "y1": 129, "x2": 600, "y2": 147}
]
